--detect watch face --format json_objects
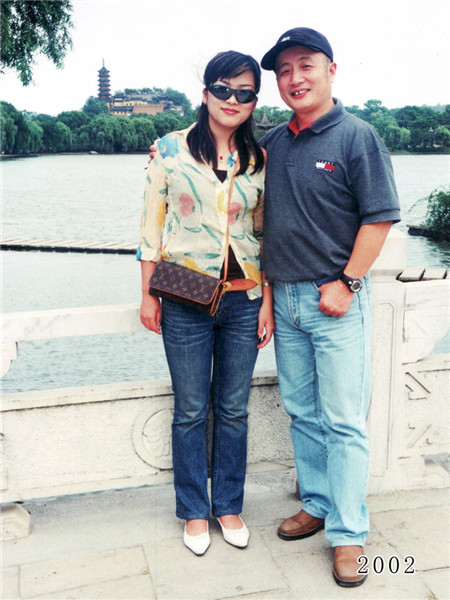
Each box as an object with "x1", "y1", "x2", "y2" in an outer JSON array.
[{"x1": 350, "y1": 280, "x2": 362, "y2": 292}]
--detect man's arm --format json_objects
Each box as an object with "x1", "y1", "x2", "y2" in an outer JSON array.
[{"x1": 318, "y1": 221, "x2": 392, "y2": 318}]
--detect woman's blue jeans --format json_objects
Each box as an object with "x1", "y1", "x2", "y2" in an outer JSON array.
[
  {"x1": 273, "y1": 278, "x2": 372, "y2": 547},
  {"x1": 161, "y1": 291, "x2": 262, "y2": 520}
]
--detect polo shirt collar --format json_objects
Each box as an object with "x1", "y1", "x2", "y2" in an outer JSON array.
[{"x1": 287, "y1": 98, "x2": 346, "y2": 135}]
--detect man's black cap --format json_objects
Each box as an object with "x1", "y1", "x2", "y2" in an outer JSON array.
[{"x1": 261, "y1": 27, "x2": 333, "y2": 71}]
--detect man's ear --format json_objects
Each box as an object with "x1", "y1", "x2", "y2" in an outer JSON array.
[{"x1": 329, "y1": 62, "x2": 337, "y2": 83}]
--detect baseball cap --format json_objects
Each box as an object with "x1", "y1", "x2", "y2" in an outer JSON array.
[{"x1": 261, "y1": 27, "x2": 334, "y2": 71}]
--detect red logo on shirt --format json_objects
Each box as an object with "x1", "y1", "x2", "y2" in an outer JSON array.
[{"x1": 315, "y1": 160, "x2": 335, "y2": 172}]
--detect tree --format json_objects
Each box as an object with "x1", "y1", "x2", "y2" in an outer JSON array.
[
  {"x1": 424, "y1": 188, "x2": 450, "y2": 239},
  {"x1": 254, "y1": 106, "x2": 291, "y2": 126},
  {"x1": 438, "y1": 105, "x2": 450, "y2": 128},
  {"x1": 151, "y1": 112, "x2": 184, "y2": 137},
  {"x1": 434, "y1": 126, "x2": 450, "y2": 148},
  {"x1": 33, "y1": 113, "x2": 73, "y2": 152},
  {"x1": 361, "y1": 99, "x2": 398, "y2": 142},
  {"x1": 164, "y1": 88, "x2": 192, "y2": 113},
  {"x1": 1, "y1": 100, "x2": 43, "y2": 153},
  {"x1": 384, "y1": 125, "x2": 403, "y2": 151},
  {"x1": 1, "y1": 102, "x2": 18, "y2": 153},
  {"x1": 399, "y1": 127, "x2": 411, "y2": 150},
  {"x1": 57, "y1": 110, "x2": 90, "y2": 131},
  {"x1": 1, "y1": 1, "x2": 73, "y2": 85},
  {"x1": 82, "y1": 96, "x2": 109, "y2": 116},
  {"x1": 345, "y1": 105, "x2": 364, "y2": 119},
  {"x1": 88, "y1": 115, "x2": 139, "y2": 153},
  {"x1": 131, "y1": 117, "x2": 158, "y2": 152}
]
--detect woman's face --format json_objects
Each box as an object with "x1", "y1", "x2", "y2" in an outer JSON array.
[{"x1": 203, "y1": 69, "x2": 257, "y2": 134}]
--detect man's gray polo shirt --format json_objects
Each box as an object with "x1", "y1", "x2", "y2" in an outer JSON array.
[{"x1": 260, "y1": 99, "x2": 401, "y2": 282}]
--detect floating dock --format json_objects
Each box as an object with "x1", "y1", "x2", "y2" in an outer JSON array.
[
  {"x1": 1, "y1": 238, "x2": 447, "y2": 280},
  {"x1": 1, "y1": 238, "x2": 138, "y2": 254}
]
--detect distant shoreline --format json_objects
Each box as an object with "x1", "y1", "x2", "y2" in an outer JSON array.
[
  {"x1": 1, "y1": 151, "x2": 149, "y2": 159},
  {"x1": 2, "y1": 150, "x2": 449, "y2": 159}
]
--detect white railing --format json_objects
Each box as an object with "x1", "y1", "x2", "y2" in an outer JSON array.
[
  {"x1": 2, "y1": 303, "x2": 145, "y2": 377},
  {"x1": 1, "y1": 230, "x2": 449, "y2": 538}
]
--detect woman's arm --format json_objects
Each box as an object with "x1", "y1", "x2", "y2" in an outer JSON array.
[
  {"x1": 140, "y1": 260, "x2": 162, "y2": 334},
  {"x1": 257, "y1": 275, "x2": 274, "y2": 349},
  {"x1": 138, "y1": 148, "x2": 168, "y2": 335},
  {"x1": 253, "y1": 158, "x2": 273, "y2": 348}
]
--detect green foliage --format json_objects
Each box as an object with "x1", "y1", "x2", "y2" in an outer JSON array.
[
  {"x1": 434, "y1": 126, "x2": 450, "y2": 148},
  {"x1": 1, "y1": 101, "x2": 43, "y2": 153},
  {"x1": 151, "y1": 111, "x2": 184, "y2": 137},
  {"x1": 254, "y1": 106, "x2": 291, "y2": 124},
  {"x1": 1, "y1": 0, "x2": 73, "y2": 85},
  {"x1": 1, "y1": 102, "x2": 19, "y2": 153},
  {"x1": 118, "y1": 87, "x2": 192, "y2": 114},
  {"x1": 2, "y1": 97, "x2": 449, "y2": 155},
  {"x1": 253, "y1": 106, "x2": 292, "y2": 140},
  {"x1": 32, "y1": 113, "x2": 72, "y2": 152},
  {"x1": 82, "y1": 96, "x2": 109, "y2": 116},
  {"x1": 391, "y1": 104, "x2": 450, "y2": 151},
  {"x1": 57, "y1": 110, "x2": 90, "y2": 131},
  {"x1": 131, "y1": 117, "x2": 158, "y2": 151},
  {"x1": 360, "y1": 100, "x2": 399, "y2": 145},
  {"x1": 164, "y1": 88, "x2": 191, "y2": 113},
  {"x1": 423, "y1": 188, "x2": 450, "y2": 237}
]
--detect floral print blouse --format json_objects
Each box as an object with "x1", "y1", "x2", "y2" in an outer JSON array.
[{"x1": 138, "y1": 125, "x2": 265, "y2": 298}]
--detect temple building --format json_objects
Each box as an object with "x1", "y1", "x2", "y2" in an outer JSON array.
[
  {"x1": 96, "y1": 61, "x2": 184, "y2": 117},
  {"x1": 256, "y1": 111, "x2": 276, "y2": 131}
]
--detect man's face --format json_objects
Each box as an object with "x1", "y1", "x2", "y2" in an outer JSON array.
[{"x1": 275, "y1": 46, "x2": 336, "y2": 120}]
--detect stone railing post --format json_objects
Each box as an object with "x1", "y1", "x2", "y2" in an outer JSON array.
[{"x1": 369, "y1": 229, "x2": 449, "y2": 493}]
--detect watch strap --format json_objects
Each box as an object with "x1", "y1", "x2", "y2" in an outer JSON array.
[{"x1": 340, "y1": 273, "x2": 362, "y2": 292}]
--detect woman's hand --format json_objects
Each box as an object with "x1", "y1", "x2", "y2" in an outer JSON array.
[
  {"x1": 257, "y1": 293, "x2": 274, "y2": 349},
  {"x1": 140, "y1": 294, "x2": 162, "y2": 334}
]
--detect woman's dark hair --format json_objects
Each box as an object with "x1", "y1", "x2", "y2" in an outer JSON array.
[{"x1": 187, "y1": 51, "x2": 264, "y2": 175}]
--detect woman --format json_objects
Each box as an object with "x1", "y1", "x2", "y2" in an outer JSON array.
[{"x1": 138, "y1": 51, "x2": 273, "y2": 555}]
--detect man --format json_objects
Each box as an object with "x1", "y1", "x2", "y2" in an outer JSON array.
[{"x1": 259, "y1": 28, "x2": 400, "y2": 587}]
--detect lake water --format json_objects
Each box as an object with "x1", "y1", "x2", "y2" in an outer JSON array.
[{"x1": 2, "y1": 153, "x2": 449, "y2": 393}]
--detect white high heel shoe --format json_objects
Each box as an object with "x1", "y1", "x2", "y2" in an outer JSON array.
[
  {"x1": 217, "y1": 516, "x2": 249, "y2": 548},
  {"x1": 183, "y1": 522, "x2": 210, "y2": 556}
]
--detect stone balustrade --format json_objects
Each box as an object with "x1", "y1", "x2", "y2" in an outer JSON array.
[{"x1": 1, "y1": 230, "x2": 449, "y2": 538}]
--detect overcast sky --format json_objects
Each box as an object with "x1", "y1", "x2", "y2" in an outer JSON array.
[{"x1": 2, "y1": 0, "x2": 449, "y2": 116}]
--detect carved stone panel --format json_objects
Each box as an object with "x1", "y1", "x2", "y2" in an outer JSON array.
[
  {"x1": 133, "y1": 399, "x2": 174, "y2": 470},
  {"x1": 403, "y1": 361, "x2": 449, "y2": 457}
]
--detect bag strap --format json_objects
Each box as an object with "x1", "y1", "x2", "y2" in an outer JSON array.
[{"x1": 221, "y1": 159, "x2": 239, "y2": 282}]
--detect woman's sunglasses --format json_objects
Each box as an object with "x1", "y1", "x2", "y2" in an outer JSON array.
[{"x1": 206, "y1": 84, "x2": 257, "y2": 104}]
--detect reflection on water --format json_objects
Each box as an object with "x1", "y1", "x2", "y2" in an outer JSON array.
[{"x1": 2, "y1": 154, "x2": 448, "y2": 392}]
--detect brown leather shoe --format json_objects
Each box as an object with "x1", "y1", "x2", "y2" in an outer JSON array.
[
  {"x1": 277, "y1": 510, "x2": 325, "y2": 541},
  {"x1": 333, "y1": 546, "x2": 367, "y2": 587}
]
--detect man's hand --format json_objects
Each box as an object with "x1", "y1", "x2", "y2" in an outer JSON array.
[
  {"x1": 318, "y1": 280, "x2": 354, "y2": 318},
  {"x1": 148, "y1": 140, "x2": 159, "y2": 163}
]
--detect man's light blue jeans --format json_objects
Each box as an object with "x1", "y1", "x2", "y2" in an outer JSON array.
[{"x1": 273, "y1": 278, "x2": 372, "y2": 547}]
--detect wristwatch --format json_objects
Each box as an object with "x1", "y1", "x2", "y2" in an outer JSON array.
[{"x1": 340, "y1": 273, "x2": 362, "y2": 292}]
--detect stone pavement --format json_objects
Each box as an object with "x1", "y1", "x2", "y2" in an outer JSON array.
[{"x1": 2, "y1": 462, "x2": 449, "y2": 600}]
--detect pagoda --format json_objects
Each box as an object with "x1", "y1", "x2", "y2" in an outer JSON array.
[
  {"x1": 98, "y1": 60, "x2": 111, "y2": 101},
  {"x1": 256, "y1": 111, "x2": 275, "y2": 131}
]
